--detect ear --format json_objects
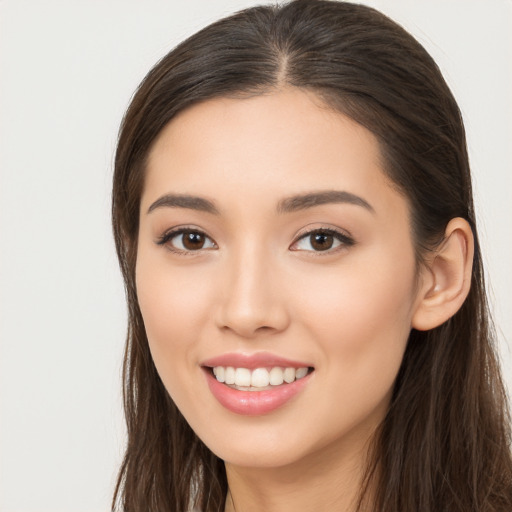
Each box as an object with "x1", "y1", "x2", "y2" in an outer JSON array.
[{"x1": 412, "y1": 217, "x2": 474, "y2": 331}]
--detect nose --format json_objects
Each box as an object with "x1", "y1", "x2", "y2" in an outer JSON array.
[{"x1": 215, "y1": 247, "x2": 290, "y2": 339}]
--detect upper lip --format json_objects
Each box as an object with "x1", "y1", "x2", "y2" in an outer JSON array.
[{"x1": 201, "y1": 351, "x2": 313, "y2": 370}]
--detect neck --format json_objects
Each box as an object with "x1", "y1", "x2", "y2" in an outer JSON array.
[{"x1": 223, "y1": 432, "x2": 376, "y2": 512}]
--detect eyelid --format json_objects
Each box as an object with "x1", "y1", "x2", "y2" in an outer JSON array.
[
  {"x1": 154, "y1": 224, "x2": 354, "y2": 255},
  {"x1": 290, "y1": 225, "x2": 355, "y2": 253},
  {"x1": 155, "y1": 225, "x2": 217, "y2": 254}
]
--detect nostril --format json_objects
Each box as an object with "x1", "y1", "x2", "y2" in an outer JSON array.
[{"x1": 255, "y1": 325, "x2": 276, "y2": 333}]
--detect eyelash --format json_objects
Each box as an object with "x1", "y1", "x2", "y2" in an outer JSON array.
[
  {"x1": 156, "y1": 227, "x2": 217, "y2": 255},
  {"x1": 291, "y1": 227, "x2": 355, "y2": 254},
  {"x1": 155, "y1": 226, "x2": 355, "y2": 255}
]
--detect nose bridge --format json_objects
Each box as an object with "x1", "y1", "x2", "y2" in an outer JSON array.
[{"x1": 217, "y1": 238, "x2": 288, "y2": 337}]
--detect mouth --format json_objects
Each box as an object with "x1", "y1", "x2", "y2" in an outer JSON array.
[
  {"x1": 205, "y1": 365, "x2": 314, "y2": 391},
  {"x1": 200, "y1": 353, "x2": 315, "y2": 415}
]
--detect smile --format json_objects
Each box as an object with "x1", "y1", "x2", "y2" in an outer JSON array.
[
  {"x1": 213, "y1": 366, "x2": 310, "y2": 390},
  {"x1": 201, "y1": 353, "x2": 315, "y2": 415}
]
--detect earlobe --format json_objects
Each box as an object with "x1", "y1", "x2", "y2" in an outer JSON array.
[{"x1": 412, "y1": 218, "x2": 474, "y2": 331}]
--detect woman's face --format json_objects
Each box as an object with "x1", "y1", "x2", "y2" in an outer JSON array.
[{"x1": 136, "y1": 88, "x2": 426, "y2": 469}]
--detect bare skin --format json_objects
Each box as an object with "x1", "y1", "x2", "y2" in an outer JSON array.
[
  {"x1": 136, "y1": 88, "x2": 473, "y2": 512},
  {"x1": 223, "y1": 421, "x2": 373, "y2": 512}
]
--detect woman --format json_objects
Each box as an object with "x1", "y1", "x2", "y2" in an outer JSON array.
[{"x1": 111, "y1": 1, "x2": 512, "y2": 510}]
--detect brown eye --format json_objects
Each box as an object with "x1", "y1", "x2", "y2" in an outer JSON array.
[
  {"x1": 291, "y1": 228, "x2": 354, "y2": 253},
  {"x1": 310, "y1": 232, "x2": 334, "y2": 251},
  {"x1": 158, "y1": 229, "x2": 216, "y2": 252},
  {"x1": 182, "y1": 231, "x2": 206, "y2": 250}
]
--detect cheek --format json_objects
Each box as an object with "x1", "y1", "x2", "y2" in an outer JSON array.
[
  {"x1": 135, "y1": 250, "x2": 215, "y2": 379},
  {"x1": 296, "y1": 251, "x2": 417, "y2": 392}
]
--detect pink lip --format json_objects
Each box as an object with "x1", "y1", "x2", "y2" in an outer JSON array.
[
  {"x1": 201, "y1": 351, "x2": 312, "y2": 370},
  {"x1": 200, "y1": 352, "x2": 314, "y2": 416},
  {"x1": 203, "y1": 369, "x2": 312, "y2": 416}
]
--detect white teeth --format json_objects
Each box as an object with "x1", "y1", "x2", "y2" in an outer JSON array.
[
  {"x1": 251, "y1": 368, "x2": 270, "y2": 387},
  {"x1": 295, "y1": 367, "x2": 308, "y2": 379},
  {"x1": 214, "y1": 366, "x2": 225, "y2": 383},
  {"x1": 213, "y1": 365, "x2": 310, "y2": 388},
  {"x1": 235, "y1": 368, "x2": 251, "y2": 387},
  {"x1": 283, "y1": 367, "x2": 296, "y2": 383},
  {"x1": 225, "y1": 366, "x2": 236, "y2": 385},
  {"x1": 269, "y1": 367, "x2": 284, "y2": 386}
]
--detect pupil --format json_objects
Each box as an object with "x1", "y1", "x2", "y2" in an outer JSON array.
[
  {"x1": 183, "y1": 232, "x2": 204, "y2": 250},
  {"x1": 311, "y1": 232, "x2": 333, "y2": 251}
]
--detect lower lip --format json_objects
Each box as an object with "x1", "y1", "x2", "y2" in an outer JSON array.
[{"x1": 204, "y1": 368, "x2": 312, "y2": 416}]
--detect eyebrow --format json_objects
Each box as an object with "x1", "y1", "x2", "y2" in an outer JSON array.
[
  {"x1": 147, "y1": 194, "x2": 219, "y2": 215},
  {"x1": 146, "y1": 190, "x2": 374, "y2": 215},
  {"x1": 277, "y1": 190, "x2": 374, "y2": 214}
]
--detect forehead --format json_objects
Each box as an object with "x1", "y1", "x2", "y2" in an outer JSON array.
[{"x1": 143, "y1": 88, "x2": 405, "y2": 219}]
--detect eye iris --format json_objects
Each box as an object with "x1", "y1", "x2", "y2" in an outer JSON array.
[
  {"x1": 183, "y1": 232, "x2": 205, "y2": 250},
  {"x1": 311, "y1": 232, "x2": 334, "y2": 251}
]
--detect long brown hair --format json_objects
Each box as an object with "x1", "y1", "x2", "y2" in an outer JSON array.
[{"x1": 111, "y1": 1, "x2": 512, "y2": 510}]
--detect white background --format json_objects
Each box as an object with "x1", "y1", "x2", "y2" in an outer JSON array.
[{"x1": 1, "y1": 1, "x2": 510, "y2": 510}]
